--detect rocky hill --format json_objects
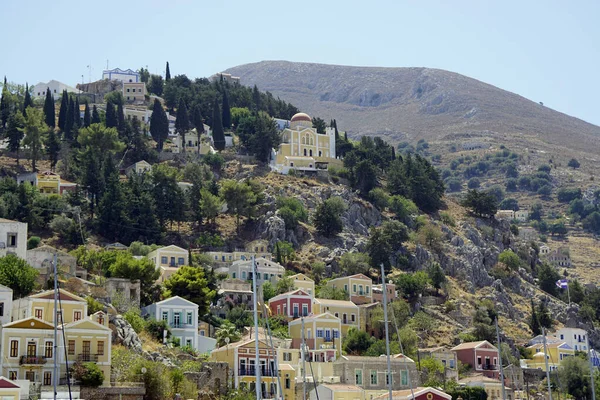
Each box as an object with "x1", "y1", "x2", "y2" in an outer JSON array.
[{"x1": 225, "y1": 61, "x2": 600, "y2": 160}]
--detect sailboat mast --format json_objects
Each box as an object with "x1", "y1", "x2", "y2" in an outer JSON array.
[
  {"x1": 302, "y1": 317, "x2": 307, "y2": 400},
  {"x1": 53, "y1": 253, "x2": 58, "y2": 400},
  {"x1": 252, "y1": 256, "x2": 261, "y2": 400},
  {"x1": 589, "y1": 348, "x2": 596, "y2": 400},
  {"x1": 542, "y1": 328, "x2": 553, "y2": 400},
  {"x1": 381, "y1": 264, "x2": 393, "y2": 400},
  {"x1": 495, "y1": 318, "x2": 506, "y2": 400}
]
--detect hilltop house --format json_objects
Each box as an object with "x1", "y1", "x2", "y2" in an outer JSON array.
[
  {"x1": 102, "y1": 68, "x2": 140, "y2": 83},
  {"x1": 270, "y1": 112, "x2": 342, "y2": 174},
  {"x1": 32, "y1": 80, "x2": 80, "y2": 98},
  {"x1": 123, "y1": 81, "x2": 146, "y2": 103},
  {"x1": 521, "y1": 341, "x2": 575, "y2": 371},
  {"x1": 554, "y1": 327, "x2": 588, "y2": 351},
  {"x1": 0, "y1": 219, "x2": 27, "y2": 260},
  {"x1": 147, "y1": 245, "x2": 188, "y2": 282},
  {"x1": 334, "y1": 355, "x2": 419, "y2": 391},
  {"x1": 458, "y1": 375, "x2": 514, "y2": 400},
  {"x1": 289, "y1": 273, "x2": 315, "y2": 297},
  {"x1": 16, "y1": 171, "x2": 76, "y2": 195},
  {"x1": 326, "y1": 274, "x2": 372, "y2": 305},
  {"x1": 213, "y1": 279, "x2": 254, "y2": 319},
  {"x1": 372, "y1": 282, "x2": 397, "y2": 303},
  {"x1": 215, "y1": 257, "x2": 284, "y2": 286},
  {"x1": 451, "y1": 341, "x2": 499, "y2": 379},
  {"x1": 313, "y1": 298, "x2": 360, "y2": 335},
  {"x1": 289, "y1": 313, "x2": 342, "y2": 362},
  {"x1": 206, "y1": 240, "x2": 271, "y2": 267},
  {"x1": 124, "y1": 160, "x2": 152, "y2": 176},
  {"x1": 548, "y1": 247, "x2": 572, "y2": 268}
]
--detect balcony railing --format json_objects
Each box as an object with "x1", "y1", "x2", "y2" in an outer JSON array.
[
  {"x1": 77, "y1": 353, "x2": 99, "y2": 362},
  {"x1": 323, "y1": 337, "x2": 333, "y2": 342},
  {"x1": 20, "y1": 355, "x2": 47, "y2": 365},
  {"x1": 238, "y1": 368, "x2": 277, "y2": 377},
  {"x1": 478, "y1": 364, "x2": 498, "y2": 371},
  {"x1": 171, "y1": 322, "x2": 194, "y2": 329}
]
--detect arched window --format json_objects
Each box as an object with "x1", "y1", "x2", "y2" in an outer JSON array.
[
  {"x1": 304, "y1": 149, "x2": 307, "y2": 156},
  {"x1": 319, "y1": 151, "x2": 322, "y2": 157},
  {"x1": 309, "y1": 149, "x2": 313, "y2": 156},
  {"x1": 302, "y1": 136, "x2": 306, "y2": 145},
  {"x1": 309, "y1": 136, "x2": 314, "y2": 146}
]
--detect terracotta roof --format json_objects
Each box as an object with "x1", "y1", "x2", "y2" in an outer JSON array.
[
  {"x1": 278, "y1": 364, "x2": 295, "y2": 371},
  {"x1": 451, "y1": 341, "x2": 496, "y2": 351},
  {"x1": 0, "y1": 377, "x2": 20, "y2": 389},
  {"x1": 290, "y1": 112, "x2": 312, "y2": 122},
  {"x1": 317, "y1": 384, "x2": 363, "y2": 392},
  {"x1": 459, "y1": 375, "x2": 502, "y2": 384},
  {"x1": 313, "y1": 298, "x2": 358, "y2": 307},
  {"x1": 372, "y1": 387, "x2": 452, "y2": 400}
]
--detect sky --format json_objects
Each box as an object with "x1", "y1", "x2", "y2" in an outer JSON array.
[{"x1": 1, "y1": 0, "x2": 599, "y2": 125}]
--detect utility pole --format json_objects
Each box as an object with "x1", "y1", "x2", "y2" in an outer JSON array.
[
  {"x1": 589, "y1": 348, "x2": 596, "y2": 400},
  {"x1": 302, "y1": 318, "x2": 307, "y2": 400},
  {"x1": 53, "y1": 253, "x2": 58, "y2": 400},
  {"x1": 542, "y1": 328, "x2": 553, "y2": 400},
  {"x1": 381, "y1": 264, "x2": 393, "y2": 400},
  {"x1": 495, "y1": 318, "x2": 506, "y2": 400},
  {"x1": 252, "y1": 256, "x2": 261, "y2": 400}
]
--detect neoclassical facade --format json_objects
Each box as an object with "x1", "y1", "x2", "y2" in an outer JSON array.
[{"x1": 271, "y1": 113, "x2": 341, "y2": 174}]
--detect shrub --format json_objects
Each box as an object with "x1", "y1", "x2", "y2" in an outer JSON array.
[
  {"x1": 446, "y1": 178, "x2": 462, "y2": 192},
  {"x1": 568, "y1": 158, "x2": 580, "y2": 169},
  {"x1": 27, "y1": 236, "x2": 41, "y2": 249},
  {"x1": 538, "y1": 164, "x2": 552, "y2": 173},
  {"x1": 145, "y1": 319, "x2": 171, "y2": 342},
  {"x1": 557, "y1": 188, "x2": 582, "y2": 203},
  {"x1": 86, "y1": 297, "x2": 104, "y2": 315},
  {"x1": 73, "y1": 362, "x2": 104, "y2": 387},
  {"x1": 124, "y1": 308, "x2": 147, "y2": 333},
  {"x1": 498, "y1": 250, "x2": 521, "y2": 270},
  {"x1": 505, "y1": 178, "x2": 518, "y2": 191},
  {"x1": 499, "y1": 198, "x2": 519, "y2": 211},
  {"x1": 467, "y1": 178, "x2": 480, "y2": 189},
  {"x1": 439, "y1": 212, "x2": 455, "y2": 227},
  {"x1": 369, "y1": 188, "x2": 390, "y2": 210}
]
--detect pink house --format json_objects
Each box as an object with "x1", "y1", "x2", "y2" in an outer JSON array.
[
  {"x1": 268, "y1": 289, "x2": 312, "y2": 320},
  {"x1": 451, "y1": 340, "x2": 499, "y2": 379},
  {"x1": 373, "y1": 283, "x2": 397, "y2": 303}
]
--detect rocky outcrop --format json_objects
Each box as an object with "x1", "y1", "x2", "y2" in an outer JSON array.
[{"x1": 110, "y1": 314, "x2": 142, "y2": 353}]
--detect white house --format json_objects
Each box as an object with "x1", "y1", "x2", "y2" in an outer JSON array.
[
  {"x1": 0, "y1": 219, "x2": 27, "y2": 260},
  {"x1": 146, "y1": 245, "x2": 188, "y2": 270},
  {"x1": 142, "y1": 296, "x2": 216, "y2": 353},
  {"x1": 215, "y1": 257, "x2": 285, "y2": 286},
  {"x1": 0, "y1": 284, "x2": 13, "y2": 326},
  {"x1": 32, "y1": 80, "x2": 80, "y2": 99},
  {"x1": 102, "y1": 68, "x2": 140, "y2": 83},
  {"x1": 124, "y1": 160, "x2": 152, "y2": 177},
  {"x1": 554, "y1": 327, "x2": 589, "y2": 352}
]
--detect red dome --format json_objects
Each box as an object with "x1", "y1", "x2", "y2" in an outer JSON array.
[{"x1": 290, "y1": 112, "x2": 312, "y2": 122}]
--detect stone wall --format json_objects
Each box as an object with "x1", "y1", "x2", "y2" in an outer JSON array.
[
  {"x1": 80, "y1": 386, "x2": 145, "y2": 400},
  {"x1": 185, "y1": 362, "x2": 230, "y2": 398}
]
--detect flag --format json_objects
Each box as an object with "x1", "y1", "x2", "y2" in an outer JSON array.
[{"x1": 556, "y1": 279, "x2": 568, "y2": 289}]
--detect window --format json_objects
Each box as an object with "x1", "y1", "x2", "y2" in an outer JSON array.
[
  {"x1": 25, "y1": 371, "x2": 35, "y2": 382},
  {"x1": 74, "y1": 311, "x2": 82, "y2": 321},
  {"x1": 477, "y1": 356, "x2": 482, "y2": 366},
  {"x1": 333, "y1": 329, "x2": 339, "y2": 338},
  {"x1": 344, "y1": 284, "x2": 348, "y2": 292},
  {"x1": 264, "y1": 273, "x2": 268, "y2": 280},
  {"x1": 232, "y1": 272, "x2": 236, "y2": 279},
  {"x1": 285, "y1": 375, "x2": 291, "y2": 389},
  {"x1": 170, "y1": 257, "x2": 175, "y2": 266},
  {"x1": 351, "y1": 314, "x2": 356, "y2": 322},
  {"x1": 0, "y1": 302, "x2": 3, "y2": 316},
  {"x1": 178, "y1": 257, "x2": 185, "y2": 265},
  {"x1": 186, "y1": 339, "x2": 192, "y2": 347},
  {"x1": 293, "y1": 304, "x2": 299, "y2": 317},
  {"x1": 386, "y1": 373, "x2": 392, "y2": 385},
  {"x1": 370, "y1": 370, "x2": 378, "y2": 385},
  {"x1": 44, "y1": 341, "x2": 53, "y2": 358},
  {"x1": 162, "y1": 311, "x2": 168, "y2": 321},
  {"x1": 68, "y1": 340, "x2": 75, "y2": 355},
  {"x1": 358, "y1": 285, "x2": 363, "y2": 295},
  {"x1": 161, "y1": 256, "x2": 168, "y2": 264},
  {"x1": 9, "y1": 340, "x2": 18, "y2": 357},
  {"x1": 302, "y1": 304, "x2": 308, "y2": 316},
  {"x1": 242, "y1": 271, "x2": 247, "y2": 279},
  {"x1": 187, "y1": 312, "x2": 193, "y2": 325},
  {"x1": 450, "y1": 359, "x2": 455, "y2": 368},
  {"x1": 401, "y1": 370, "x2": 408, "y2": 386},
  {"x1": 97, "y1": 341, "x2": 104, "y2": 356},
  {"x1": 366, "y1": 286, "x2": 370, "y2": 294},
  {"x1": 355, "y1": 369, "x2": 363, "y2": 385},
  {"x1": 98, "y1": 314, "x2": 104, "y2": 325},
  {"x1": 173, "y1": 312, "x2": 180, "y2": 327},
  {"x1": 43, "y1": 371, "x2": 52, "y2": 386},
  {"x1": 35, "y1": 308, "x2": 43, "y2": 319},
  {"x1": 317, "y1": 329, "x2": 323, "y2": 338},
  {"x1": 8, "y1": 371, "x2": 17, "y2": 381},
  {"x1": 7, "y1": 233, "x2": 17, "y2": 247},
  {"x1": 283, "y1": 352, "x2": 291, "y2": 361},
  {"x1": 353, "y1": 284, "x2": 357, "y2": 293},
  {"x1": 127, "y1": 88, "x2": 130, "y2": 92}
]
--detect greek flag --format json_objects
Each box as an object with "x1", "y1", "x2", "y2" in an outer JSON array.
[{"x1": 556, "y1": 279, "x2": 568, "y2": 289}]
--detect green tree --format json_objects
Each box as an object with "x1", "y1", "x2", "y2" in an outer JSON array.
[
  {"x1": 105, "y1": 98, "x2": 117, "y2": 128},
  {"x1": 529, "y1": 299, "x2": 541, "y2": 335},
  {"x1": 150, "y1": 99, "x2": 169, "y2": 151},
  {"x1": 389, "y1": 195, "x2": 419, "y2": 223},
  {"x1": 191, "y1": 104, "x2": 204, "y2": 151},
  {"x1": 164, "y1": 265, "x2": 216, "y2": 316},
  {"x1": 151, "y1": 164, "x2": 185, "y2": 229},
  {"x1": 64, "y1": 96, "x2": 75, "y2": 140},
  {"x1": 20, "y1": 107, "x2": 47, "y2": 171},
  {"x1": 568, "y1": 158, "x2": 580, "y2": 169},
  {"x1": 448, "y1": 386, "x2": 488, "y2": 400},
  {"x1": 314, "y1": 196, "x2": 347, "y2": 237},
  {"x1": 368, "y1": 300, "x2": 411, "y2": 338},
  {"x1": 419, "y1": 357, "x2": 446, "y2": 386},
  {"x1": 237, "y1": 111, "x2": 281, "y2": 163},
  {"x1": 165, "y1": 61, "x2": 171, "y2": 81},
  {"x1": 220, "y1": 179, "x2": 262, "y2": 231},
  {"x1": 97, "y1": 156, "x2": 128, "y2": 241},
  {"x1": 148, "y1": 74, "x2": 164, "y2": 96},
  {"x1": 91, "y1": 105, "x2": 101, "y2": 124},
  {"x1": 537, "y1": 300, "x2": 554, "y2": 329},
  {"x1": 316, "y1": 286, "x2": 349, "y2": 300},
  {"x1": 5, "y1": 112, "x2": 24, "y2": 165},
  {"x1": 108, "y1": 253, "x2": 161, "y2": 306},
  {"x1": 226, "y1": 306, "x2": 253, "y2": 331},
  {"x1": 342, "y1": 327, "x2": 373, "y2": 355},
  {"x1": 276, "y1": 197, "x2": 308, "y2": 230},
  {"x1": 339, "y1": 252, "x2": 371, "y2": 276},
  {"x1": 568, "y1": 279, "x2": 585, "y2": 304},
  {"x1": 46, "y1": 128, "x2": 61, "y2": 170},
  {"x1": 559, "y1": 352, "x2": 591, "y2": 400},
  {"x1": 462, "y1": 189, "x2": 498, "y2": 217},
  {"x1": 73, "y1": 362, "x2": 104, "y2": 387},
  {"x1": 427, "y1": 263, "x2": 446, "y2": 294},
  {"x1": 215, "y1": 321, "x2": 241, "y2": 347},
  {"x1": 43, "y1": 87, "x2": 55, "y2": 128},
  {"x1": 312, "y1": 117, "x2": 326, "y2": 134},
  {"x1": 83, "y1": 101, "x2": 91, "y2": 127},
  {"x1": 498, "y1": 250, "x2": 521, "y2": 271},
  {"x1": 222, "y1": 90, "x2": 231, "y2": 129},
  {"x1": 58, "y1": 90, "x2": 68, "y2": 130},
  {"x1": 396, "y1": 272, "x2": 429, "y2": 300},
  {"x1": 367, "y1": 220, "x2": 409, "y2": 273},
  {"x1": 0, "y1": 255, "x2": 38, "y2": 298},
  {"x1": 175, "y1": 97, "x2": 190, "y2": 134},
  {"x1": 199, "y1": 188, "x2": 222, "y2": 225},
  {"x1": 211, "y1": 96, "x2": 226, "y2": 150}
]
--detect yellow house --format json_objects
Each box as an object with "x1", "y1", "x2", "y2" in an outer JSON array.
[
  {"x1": 289, "y1": 273, "x2": 315, "y2": 297},
  {"x1": 313, "y1": 298, "x2": 360, "y2": 335},
  {"x1": 522, "y1": 341, "x2": 575, "y2": 371},
  {"x1": 0, "y1": 376, "x2": 21, "y2": 399},
  {"x1": 289, "y1": 313, "x2": 342, "y2": 361},
  {"x1": 36, "y1": 171, "x2": 60, "y2": 194},
  {"x1": 147, "y1": 245, "x2": 188, "y2": 270},
  {"x1": 4, "y1": 290, "x2": 111, "y2": 386},
  {"x1": 271, "y1": 112, "x2": 342, "y2": 174},
  {"x1": 206, "y1": 239, "x2": 272, "y2": 266},
  {"x1": 309, "y1": 383, "x2": 366, "y2": 400},
  {"x1": 124, "y1": 160, "x2": 152, "y2": 176},
  {"x1": 326, "y1": 274, "x2": 373, "y2": 305}
]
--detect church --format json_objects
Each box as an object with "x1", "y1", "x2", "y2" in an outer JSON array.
[{"x1": 270, "y1": 112, "x2": 341, "y2": 174}]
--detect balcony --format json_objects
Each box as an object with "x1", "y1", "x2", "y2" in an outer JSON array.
[
  {"x1": 20, "y1": 356, "x2": 47, "y2": 365},
  {"x1": 77, "y1": 354, "x2": 99, "y2": 362},
  {"x1": 478, "y1": 364, "x2": 498, "y2": 371},
  {"x1": 323, "y1": 337, "x2": 334, "y2": 343},
  {"x1": 238, "y1": 368, "x2": 277, "y2": 377},
  {"x1": 170, "y1": 323, "x2": 194, "y2": 329}
]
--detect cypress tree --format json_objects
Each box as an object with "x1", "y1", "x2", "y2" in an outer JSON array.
[
  {"x1": 391, "y1": 146, "x2": 396, "y2": 160},
  {"x1": 252, "y1": 85, "x2": 261, "y2": 111},
  {"x1": 46, "y1": 129, "x2": 61, "y2": 171},
  {"x1": 22, "y1": 83, "x2": 32, "y2": 116},
  {"x1": 105, "y1": 99, "x2": 117, "y2": 128},
  {"x1": 0, "y1": 81, "x2": 8, "y2": 130},
  {"x1": 83, "y1": 102, "x2": 91, "y2": 127},
  {"x1": 165, "y1": 62, "x2": 171, "y2": 81},
  {"x1": 98, "y1": 155, "x2": 128, "y2": 241},
  {"x1": 74, "y1": 97, "x2": 80, "y2": 128},
  {"x1": 344, "y1": 132, "x2": 348, "y2": 141},
  {"x1": 192, "y1": 104, "x2": 204, "y2": 153},
  {"x1": 64, "y1": 96, "x2": 74, "y2": 140},
  {"x1": 91, "y1": 105, "x2": 101, "y2": 124},
  {"x1": 222, "y1": 90, "x2": 231, "y2": 129},
  {"x1": 43, "y1": 88, "x2": 55, "y2": 128},
  {"x1": 6, "y1": 113, "x2": 24, "y2": 164},
  {"x1": 149, "y1": 99, "x2": 169, "y2": 151},
  {"x1": 116, "y1": 102, "x2": 126, "y2": 137},
  {"x1": 212, "y1": 96, "x2": 225, "y2": 151},
  {"x1": 175, "y1": 98, "x2": 190, "y2": 151},
  {"x1": 333, "y1": 119, "x2": 339, "y2": 139},
  {"x1": 58, "y1": 90, "x2": 68, "y2": 131}
]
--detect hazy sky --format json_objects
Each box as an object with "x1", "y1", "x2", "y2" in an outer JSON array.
[{"x1": 2, "y1": 0, "x2": 598, "y2": 125}]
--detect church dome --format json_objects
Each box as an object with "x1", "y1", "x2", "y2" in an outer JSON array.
[{"x1": 290, "y1": 113, "x2": 312, "y2": 123}]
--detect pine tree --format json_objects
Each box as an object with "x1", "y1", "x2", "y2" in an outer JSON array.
[
  {"x1": 165, "y1": 62, "x2": 171, "y2": 81},
  {"x1": 58, "y1": 90, "x2": 68, "y2": 131},
  {"x1": 252, "y1": 85, "x2": 261, "y2": 111},
  {"x1": 105, "y1": 99, "x2": 117, "y2": 128},
  {"x1": 83, "y1": 102, "x2": 91, "y2": 127},
  {"x1": 20, "y1": 108, "x2": 46, "y2": 171},
  {"x1": 344, "y1": 132, "x2": 348, "y2": 141},
  {"x1": 222, "y1": 90, "x2": 231, "y2": 129},
  {"x1": 149, "y1": 99, "x2": 169, "y2": 151},
  {"x1": 529, "y1": 299, "x2": 541, "y2": 335},
  {"x1": 22, "y1": 83, "x2": 32, "y2": 116},
  {"x1": 43, "y1": 88, "x2": 55, "y2": 128},
  {"x1": 6, "y1": 113, "x2": 24, "y2": 165},
  {"x1": 98, "y1": 155, "x2": 128, "y2": 241},
  {"x1": 64, "y1": 96, "x2": 74, "y2": 140},
  {"x1": 117, "y1": 102, "x2": 126, "y2": 138},
  {"x1": 46, "y1": 129, "x2": 61, "y2": 171},
  {"x1": 212, "y1": 96, "x2": 226, "y2": 151},
  {"x1": 91, "y1": 105, "x2": 101, "y2": 124}
]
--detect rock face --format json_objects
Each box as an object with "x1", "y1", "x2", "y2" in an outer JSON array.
[{"x1": 110, "y1": 314, "x2": 142, "y2": 353}]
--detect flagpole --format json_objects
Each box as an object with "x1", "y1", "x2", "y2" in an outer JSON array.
[{"x1": 566, "y1": 283, "x2": 571, "y2": 306}]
